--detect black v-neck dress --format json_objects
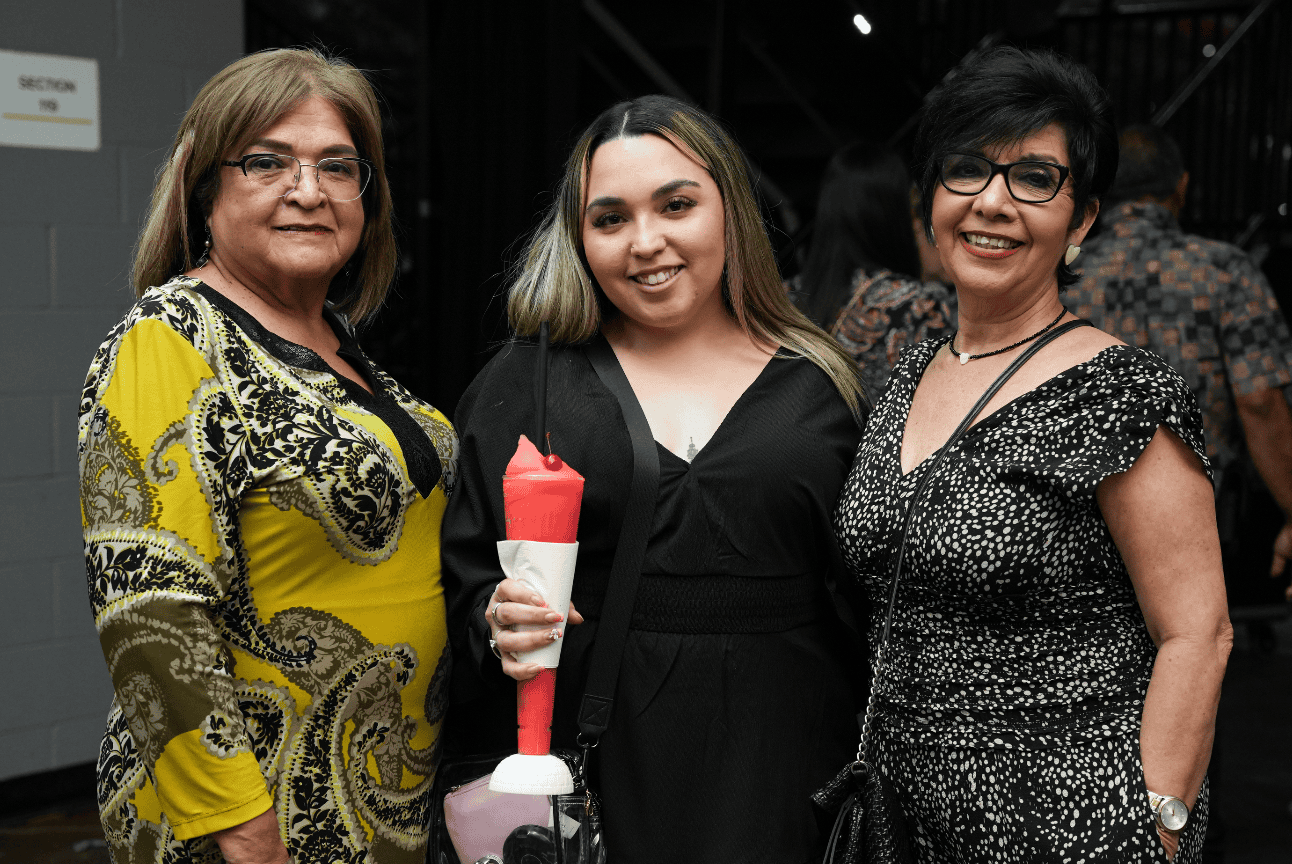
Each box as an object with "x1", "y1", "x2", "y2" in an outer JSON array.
[
  {"x1": 834, "y1": 337, "x2": 1212, "y2": 863},
  {"x1": 442, "y1": 336, "x2": 864, "y2": 863}
]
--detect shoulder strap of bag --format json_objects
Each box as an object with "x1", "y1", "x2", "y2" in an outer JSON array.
[
  {"x1": 855, "y1": 317, "x2": 1092, "y2": 760},
  {"x1": 578, "y1": 336, "x2": 662, "y2": 744}
]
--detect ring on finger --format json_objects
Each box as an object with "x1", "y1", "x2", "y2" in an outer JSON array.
[
  {"x1": 488, "y1": 633, "x2": 504, "y2": 661},
  {"x1": 489, "y1": 601, "x2": 504, "y2": 627}
]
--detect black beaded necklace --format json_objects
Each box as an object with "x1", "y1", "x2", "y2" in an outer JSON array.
[{"x1": 948, "y1": 308, "x2": 1068, "y2": 366}]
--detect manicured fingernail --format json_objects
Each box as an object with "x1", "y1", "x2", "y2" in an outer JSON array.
[
  {"x1": 545, "y1": 612, "x2": 561, "y2": 623},
  {"x1": 531, "y1": 595, "x2": 544, "y2": 606}
]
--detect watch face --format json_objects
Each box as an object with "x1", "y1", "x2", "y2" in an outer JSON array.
[{"x1": 1161, "y1": 798, "x2": 1189, "y2": 832}]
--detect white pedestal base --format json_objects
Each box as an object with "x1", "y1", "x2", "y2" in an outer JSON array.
[{"x1": 487, "y1": 753, "x2": 574, "y2": 795}]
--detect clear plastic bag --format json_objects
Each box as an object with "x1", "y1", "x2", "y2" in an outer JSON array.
[{"x1": 435, "y1": 750, "x2": 606, "y2": 864}]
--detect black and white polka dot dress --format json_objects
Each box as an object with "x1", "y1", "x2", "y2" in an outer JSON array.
[{"x1": 835, "y1": 337, "x2": 1211, "y2": 863}]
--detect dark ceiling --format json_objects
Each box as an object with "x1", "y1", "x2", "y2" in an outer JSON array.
[{"x1": 243, "y1": 0, "x2": 1289, "y2": 412}]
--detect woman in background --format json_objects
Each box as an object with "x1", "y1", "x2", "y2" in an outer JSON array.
[
  {"x1": 80, "y1": 48, "x2": 456, "y2": 864},
  {"x1": 792, "y1": 140, "x2": 955, "y2": 398},
  {"x1": 443, "y1": 95, "x2": 866, "y2": 863}
]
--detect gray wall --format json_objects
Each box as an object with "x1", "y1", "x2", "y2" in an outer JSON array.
[{"x1": 0, "y1": 1, "x2": 243, "y2": 782}]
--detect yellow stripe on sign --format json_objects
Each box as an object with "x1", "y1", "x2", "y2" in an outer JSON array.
[{"x1": 2, "y1": 112, "x2": 93, "y2": 125}]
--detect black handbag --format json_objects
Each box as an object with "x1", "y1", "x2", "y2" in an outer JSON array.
[
  {"x1": 431, "y1": 333, "x2": 660, "y2": 864},
  {"x1": 813, "y1": 319, "x2": 1092, "y2": 864}
]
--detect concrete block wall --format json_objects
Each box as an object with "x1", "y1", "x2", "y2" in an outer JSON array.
[{"x1": 0, "y1": 0, "x2": 242, "y2": 782}]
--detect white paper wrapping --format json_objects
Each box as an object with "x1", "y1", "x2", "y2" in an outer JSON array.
[{"x1": 496, "y1": 539, "x2": 580, "y2": 667}]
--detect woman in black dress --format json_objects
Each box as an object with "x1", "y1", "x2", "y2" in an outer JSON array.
[
  {"x1": 833, "y1": 49, "x2": 1230, "y2": 862},
  {"x1": 441, "y1": 96, "x2": 867, "y2": 862}
]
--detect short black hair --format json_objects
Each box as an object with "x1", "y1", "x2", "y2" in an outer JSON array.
[
  {"x1": 1106, "y1": 123, "x2": 1185, "y2": 205},
  {"x1": 913, "y1": 47, "x2": 1118, "y2": 288}
]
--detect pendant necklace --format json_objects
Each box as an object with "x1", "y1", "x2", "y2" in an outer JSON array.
[{"x1": 948, "y1": 308, "x2": 1068, "y2": 366}]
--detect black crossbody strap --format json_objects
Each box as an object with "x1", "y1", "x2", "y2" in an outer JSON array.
[
  {"x1": 578, "y1": 336, "x2": 661, "y2": 742},
  {"x1": 856, "y1": 317, "x2": 1092, "y2": 760}
]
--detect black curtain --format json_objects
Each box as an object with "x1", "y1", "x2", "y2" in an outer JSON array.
[{"x1": 426, "y1": 0, "x2": 582, "y2": 415}]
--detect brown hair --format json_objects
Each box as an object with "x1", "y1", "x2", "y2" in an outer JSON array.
[
  {"x1": 131, "y1": 47, "x2": 396, "y2": 322},
  {"x1": 507, "y1": 95, "x2": 868, "y2": 418}
]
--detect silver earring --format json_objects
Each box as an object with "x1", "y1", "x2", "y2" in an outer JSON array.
[{"x1": 1064, "y1": 244, "x2": 1081, "y2": 266}]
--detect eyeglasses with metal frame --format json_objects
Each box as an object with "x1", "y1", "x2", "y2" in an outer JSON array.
[
  {"x1": 939, "y1": 153, "x2": 1071, "y2": 204},
  {"x1": 221, "y1": 152, "x2": 374, "y2": 202}
]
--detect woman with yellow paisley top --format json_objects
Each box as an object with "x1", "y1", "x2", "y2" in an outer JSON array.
[{"x1": 78, "y1": 49, "x2": 456, "y2": 864}]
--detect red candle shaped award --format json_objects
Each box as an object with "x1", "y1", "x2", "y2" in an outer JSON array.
[{"x1": 487, "y1": 432, "x2": 584, "y2": 795}]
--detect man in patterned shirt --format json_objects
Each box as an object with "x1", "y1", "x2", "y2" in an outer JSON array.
[{"x1": 1071, "y1": 124, "x2": 1292, "y2": 600}]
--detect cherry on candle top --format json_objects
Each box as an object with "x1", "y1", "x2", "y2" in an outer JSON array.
[{"x1": 502, "y1": 434, "x2": 585, "y2": 544}]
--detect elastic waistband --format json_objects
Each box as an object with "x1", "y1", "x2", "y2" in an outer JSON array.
[{"x1": 576, "y1": 572, "x2": 830, "y2": 634}]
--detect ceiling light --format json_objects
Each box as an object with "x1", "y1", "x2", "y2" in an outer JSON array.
[{"x1": 853, "y1": 13, "x2": 872, "y2": 35}]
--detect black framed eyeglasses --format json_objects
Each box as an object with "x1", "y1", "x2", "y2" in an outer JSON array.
[
  {"x1": 221, "y1": 152, "x2": 374, "y2": 202},
  {"x1": 939, "y1": 153, "x2": 1071, "y2": 203}
]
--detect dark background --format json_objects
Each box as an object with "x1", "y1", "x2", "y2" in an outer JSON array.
[
  {"x1": 244, "y1": 0, "x2": 1292, "y2": 418},
  {"x1": 1, "y1": 4, "x2": 1289, "y2": 860}
]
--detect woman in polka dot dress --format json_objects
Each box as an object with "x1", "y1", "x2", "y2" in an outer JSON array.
[{"x1": 833, "y1": 48, "x2": 1231, "y2": 862}]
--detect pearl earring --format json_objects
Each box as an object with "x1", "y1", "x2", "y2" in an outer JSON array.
[
  {"x1": 196, "y1": 226, "x2": 212, "y2": 269},
  {"x1": 1064, "y1": 244, "x2": 1081, "y2": 266}
]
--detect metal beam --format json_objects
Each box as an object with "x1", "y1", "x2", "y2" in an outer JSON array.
[
  {"x1": 581, "y1": 0, "x2": 692, "y2": 101},
  {"x1": 741, "y1": 35, "x2": 844, "y2": 151},
  {"x1": 1151, "y1": 0, "x2": 1278, "y2": 126},
  {"x1": 885, "y1": 31, "x2": 1004, "y2": 147},
  {"x1": 707, "y1": 0, "x2": 727, "y2": 114},
  {"x1": 581, "y1": 0, "x2": 802, "y2": 232},
  {"x1": 582, "y1": 48, "x2": 632, "y2": 99},
  {"x1": 1058, "y1": 0, "x2": 1258, "y2": 17}
]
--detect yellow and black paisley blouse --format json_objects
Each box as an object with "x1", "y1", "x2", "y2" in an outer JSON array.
[{"x1": 79, "y1": 276, "x2": 457, "y2": 864}]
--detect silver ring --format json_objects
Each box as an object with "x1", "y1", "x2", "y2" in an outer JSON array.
[
  {"x1": 488, "y1": 635, "x2": 504, "y2": 661},
  {"x1": 489, "y1": 601, "x2": 504, "y2": 627}
]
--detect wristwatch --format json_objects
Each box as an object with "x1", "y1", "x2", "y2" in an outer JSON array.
[{"x1": 1147, "y1": 790, "x2": 1189, "y2": 832}]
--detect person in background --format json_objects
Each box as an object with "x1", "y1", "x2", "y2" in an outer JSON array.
[
  {"x1": 790, "y1": 140, "x2": 955, "y2": 399},
  {"x1": 442, "y1": 94, "x2": 867, "y2": 862},
  {"x1": 1071, "y1": 123, "x2": 1292, "y2": 600},
  {"x1": 835, "y1": 48, "x2": 1230, "y2": 862},
  {"x1": 80, "y1": 48, "x2": 456, "y2": 864}
]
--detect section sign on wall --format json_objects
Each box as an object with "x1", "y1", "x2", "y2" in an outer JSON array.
[{"x1": 0, "y1": 49, "x2": 100, "y2": 151}]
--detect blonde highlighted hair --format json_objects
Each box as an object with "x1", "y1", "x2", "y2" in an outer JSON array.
[
  {"x1": 132, "y1": 47, "x2": 396, "y2": 322},
  {"x1": 507, "y1": 95, "x2": 868, "y2": 419}
]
